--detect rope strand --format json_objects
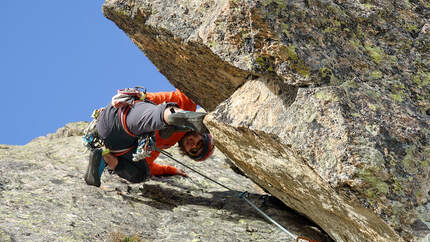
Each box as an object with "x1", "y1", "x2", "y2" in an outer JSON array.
[
  {"x1": 159, "y1": 150, "x2": 315, "y2": 241},
  {"x1": 160, "y1": 150, "x2": 234, "y2": 191},
  {"x1": 240, "y1": 192, "x2": 298, "y2": 239},
  {"x1": 158, "y1": 2, "x2": 319, "y2": 241}
]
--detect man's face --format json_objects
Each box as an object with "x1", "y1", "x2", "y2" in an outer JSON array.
[{"x1": 182, "y1": 132, "x2": 204, "y2": 157}]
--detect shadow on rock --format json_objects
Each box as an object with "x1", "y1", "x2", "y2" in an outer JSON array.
[{"x1": 117, "y1": 183, "x2": 333, "y2": 241}]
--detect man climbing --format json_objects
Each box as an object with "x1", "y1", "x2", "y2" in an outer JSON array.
[{"x1": 84, "y1": 89, "x2": 215, "y2": 187}]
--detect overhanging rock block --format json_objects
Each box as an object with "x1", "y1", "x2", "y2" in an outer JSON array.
[
  {"x1": 206, "y1": 78, "x2": 403, "y2": 241},
  {"x1": 102, "y1": 0, "x2": 430, "y2": 241}
]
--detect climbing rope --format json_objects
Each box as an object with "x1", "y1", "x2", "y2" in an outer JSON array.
[
  {"x1": 160, "y1": 150, "x2": 234, "y2": 191},
  {"x1": 239, "y1": 191, "x2": 298, "y2": 239},
  {"x1": 160, "y1": 150, "x2": 318, "y2": 242},
  {"x1": 147, "y1": 2, "x2": 318, "y2": 241}
]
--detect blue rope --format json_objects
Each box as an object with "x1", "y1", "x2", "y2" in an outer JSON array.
[
  {"x1": 239, "y1": 192, "x2": 297, "y2": 239},
  {"x1": 160, "y1": 150, "x2": 298, "y2": 240},
  {"x1": 160, "y1": 150, "x2": 233, "y2": 191}
]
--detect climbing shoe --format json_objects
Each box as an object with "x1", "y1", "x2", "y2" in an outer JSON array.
[
  {"x1": 167, "y1": 111, "x2": 209, "y2": 134},
  {"x1": 84, "y1": 148, "x2": 106, "y2": 187}
]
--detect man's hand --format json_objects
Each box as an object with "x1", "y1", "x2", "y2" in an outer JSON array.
[{"x1": 177, "y1": 168, "x2": 188, "y2": 177}]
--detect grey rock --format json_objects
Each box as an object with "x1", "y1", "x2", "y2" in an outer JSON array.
[
  {"x1": 101, "y1": 0, "x2": 430, "y2": 241},
  {"x1": 0, "y1": 123, "x2": 330, "y2": 241}
]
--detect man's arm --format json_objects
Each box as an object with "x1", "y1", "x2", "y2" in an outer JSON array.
[
  {"x1": 146, "y1": 152, "x2": 186, "y2": 176},
  {"x1": 146, "y1": 89, "x2": 197, "y2": 111}
]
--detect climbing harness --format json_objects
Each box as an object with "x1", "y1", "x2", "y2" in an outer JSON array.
[
  {"x1": 116, "y1": 87, "x2": 147, "y2": 138},
  {"x1": 83, "y1": 87, "x2": 148, "y2": 153},
  {"x1": 159, "y1": 150, "x2": 319, "y2": 242}
]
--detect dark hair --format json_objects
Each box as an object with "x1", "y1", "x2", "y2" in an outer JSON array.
[
  {"x1": 178, "y1": 131, "x2": 214, "y2": 161},
  {"x1": 178, "y1": 131, "x2": 195, "y2": 153},
  {"x1": 178, "y1": 131, "x2": 199, "y2": 158}
]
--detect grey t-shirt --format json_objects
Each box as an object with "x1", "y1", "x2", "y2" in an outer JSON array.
[
  {"x1": 125, "y1": 101, "x2": 171, "y2": 136},
  {"x1": 97, "y1": 101, "x2": 174, "y2": 139}
]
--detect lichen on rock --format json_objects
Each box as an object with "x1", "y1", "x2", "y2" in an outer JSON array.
[
  {"x1": 101, "y1": 0, "x2": 429, "y2": 241},
  {"x1": 0, "y1": 123, "x2": 330, "y2": 241}
]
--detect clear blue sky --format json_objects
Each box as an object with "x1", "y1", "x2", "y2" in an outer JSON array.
[{"x1": 1, "y1": 1, "x2": 174, "y2": 145}]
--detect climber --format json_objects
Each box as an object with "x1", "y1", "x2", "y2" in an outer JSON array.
[{"x1": 84, "y1": 89, "x2": 215, "y2": 187}]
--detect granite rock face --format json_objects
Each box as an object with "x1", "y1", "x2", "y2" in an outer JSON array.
[
  {"x1": 0, "y1": 123, "x2": 330, "y2": 241},
  {"x1": 102, "y1": 0, "x2": 429, "y2": 241}
]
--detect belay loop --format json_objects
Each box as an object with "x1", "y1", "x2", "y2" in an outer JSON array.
[{"x1": 132, "y1": 134, "x2": 159, "y2": 162}]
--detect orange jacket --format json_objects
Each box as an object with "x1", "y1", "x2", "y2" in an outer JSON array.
[{"x1": 145, "y1": 89, "x2": 197, "y2": 176}]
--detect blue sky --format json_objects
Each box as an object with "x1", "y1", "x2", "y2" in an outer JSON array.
[{"x1": 1, "y1": 1, "x2": 173, "y2": 145}]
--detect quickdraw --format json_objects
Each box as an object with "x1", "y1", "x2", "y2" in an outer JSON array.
[
  {"x1": 132, "y1": 134, "x2": 160, "y2": 162},
  {"x1": 82, "y1": 108, "x2": 105, "y2": 151},
  {"x1": 83, "y1": 87, "x2": 152, "y2": 157}
]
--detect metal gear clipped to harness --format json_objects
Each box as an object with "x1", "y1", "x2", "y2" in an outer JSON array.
[
  {"x1": 82, "y1": 108, "x2": 104, "y2": 151},
  {"x1": 132, "y1": 134, "x2": 159, "y2": 162}
]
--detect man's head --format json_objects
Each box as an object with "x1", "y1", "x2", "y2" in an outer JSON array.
[{"x1": 179, "y1": 131, "x2": 214, "y2": 161}]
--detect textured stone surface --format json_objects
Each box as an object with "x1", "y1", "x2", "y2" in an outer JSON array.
[
  {"x1": 206, "y1": 76, "x2": 430, "y2": 241},
  {"x1": 103, "y1": 0, "x2": 250, "y2": 111},
  {"x1": 103, "y1": 0, "x2": 429, "y2": 113},
  {"x1": 0, "y1": 123, "x2": 330, "y2": 241},
  {"x1": 102, "y1": 0, "x2": 429, "y2": 241}
]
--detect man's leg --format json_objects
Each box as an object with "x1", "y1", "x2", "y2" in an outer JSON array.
[
  {"x1": 84, "y1": 150, "x2": 149, "y2": 186},
  {"x1": 103, "y1": 152, "x2": 118, "y2": 170},
  {"x1": 114, "y1": 156, "x2": 150, "y2": 183}
]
